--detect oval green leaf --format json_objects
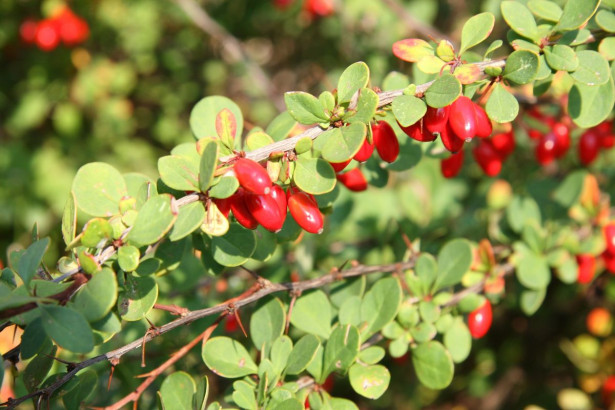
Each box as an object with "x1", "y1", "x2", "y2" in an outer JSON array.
[
  {"x1": 72, "y1": 162, "x2": 127, "y2": 217},
  {"x1": 202, "y1": 336, "x2": 258, "y2": 378}
]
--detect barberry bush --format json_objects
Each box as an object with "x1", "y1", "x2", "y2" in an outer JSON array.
[{"x1": 2, "y1": 0, "x2": 615, "y2": 409}]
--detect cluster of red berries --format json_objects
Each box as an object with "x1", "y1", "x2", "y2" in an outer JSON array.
[
  {"x1": 273, "y1": 0, "x2": 334, "y2": 17},
  {"x1": 20, "y1": 6, "x2": 89, "y2": 51},
  {"x1": 215, "y1": 158, "x2": 324, "y2": 234},
  {"x1": 575, "y1": 223, "x2": 615, "y2": 283},
  {"x1": 331, "y1": 121, "x2": 399, "y2": 192}
]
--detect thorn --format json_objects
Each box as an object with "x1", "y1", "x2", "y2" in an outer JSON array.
[{"x1": 107, "y1": 364, "x2": 116, "y2": 391}]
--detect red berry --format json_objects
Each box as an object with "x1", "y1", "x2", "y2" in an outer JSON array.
[
  {"x1": 578, "y1": 130, "x2": 601, "y2": 165},
  {"x1": 269, "y1": 184, "x2": 288, "y2": 216},
  {"x1": 604, "y1": 223, "x2": 615, "y2": 255},
  {"x1": 35, "y1": 19, "x2": 60, "y2": 51},
  {"x1": 225, "y1": 314, "x2": 239, "y2": 333},
  {"x1": 576, "y1": 254, "x2": 596, "y2": 284},
  {"x1": 372, "y1": 121, "x2": 399, "y2": 163},
  {"x1": 304, "y1": 0, "x2": 334, "y2": 17},
  {"x1": 398, "y1": 120, "x2": 436, "y2": 142},
  {"x1": 336, "y1": 168, "x2": 367, "y2": 192},
  {"x1": 353, "y1": 137, "x2": 374, "y2": 162},
  {"x1": 230, "y1": 189, "x2": 259, "y2": 230},
  {"x1": 527, "y1": 129, "x2": 543, "y2": 140},
  {"x1": 552, "y1": 122, "x2": 570, "y2": 158},
  {"x1": 440, "y1": 122, "x2": 465, "y2": 153},
  {"x1": 321, "y1": 375, "x2": 335, "y2": 392},
  {"x1": 440, "y1": 150, "x2": 464, "y2": 178},
  {"x1": 473, "y1": 104, "x2": 493, "y2": 138},
  {"x1": 490, "y1": 131, "x2": 515, "y2": 157},
  {"x1": 424, "y1": 106, "x2": 450, "y2": 134},
  {"x1": 288, "y1": 191, "x2": 324, "y2": 234},
  {"x1": 602, "y1": 376, "x2": 615, "y2": 407},
  {"x1": 245, "y1": 191, "x2": 286, "y2": 232},
  {"x1": 468, "y1": 299, "x2": 493, "y2": 339},
  {"x1": 535, "y1": 132, "x2": 558, "y2": 165},
  {"x1": 449, "y1": 96, "x2": 477, "y2": 141},
  {"x1": 601, "y1": 134, "x2": 615, "y2": 149},
  {"x1": 603, "y1": 250, "x2": 615, "y2": 274},
  {"x1": 234, "y1": 158, "x2": 272, "y2": 195},
  {"x1": 473, "y1": 140, "x2": 503, "y2": 177},
  {"x1": 329, "y1": 159, "x2": 351, "y2": 173},
  {"x1": 20, "y1": 19, "x2": 39, "y2": 44},
  {"x1": 213, "y1": 197, "x2": 232, "y2": 218}
]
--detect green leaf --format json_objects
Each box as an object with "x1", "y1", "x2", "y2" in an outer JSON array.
[
  {"x1": 415, "y1": 254, "x2": 438, "y2": 294},
  {"x1": 210, "y1": 223, "x2": 257, "y2": 266},
  {"x1": 570, "y1": 50, "x2": 611, "y2": 86},
  {"x1": 501, "y1": 1, "x2": 539, "y2": 41},
  {"x1": 270, "y1": 336, "x2": 293, "y2": 375},
  {"x1": 266, "y1": 111, "x2": 297, "y2": 142},
  {"x1": 169, "y1": 202, "x2": 206, "y2": 242},
  {"x1": 412, "y1": 341, "x2": 454, "y2": 389},
  {"x1": 506, "y1": 196, "x2": 542, "y2": 233},
  {"x1": 17, "y1": 238, "x2": 49, "y2": 287},
  {"x1": 514, "y1": 243, "x2": 551, "y2": 290},
  {"x1": 285, "y1": 334, "x2": 321, "y2": 375},
  {"x1": 419, "y1": 301, "x2": 440, "y2": 323},
  {"x1": 544, "y1": 45, "x2": 579, "y2": 72},
  {"x1": 81, "y1": 218, "x2": 112, "y2": 248},
  {"x1": 424, "y1": 74, "x2": 462, "y2": 108},
  {"x1": 323, "y1": 324, "x2": 360, "y2": 377},
  {"x1": 272, "y1": 399, "x2": 304, "y2": 410},
  {"x1": 202, "y1": 336, "x2": 258, "y2": 378},
  {"x1": 520, "y1": 287, "x2": 546, "y2": 315},
  {"x1": 72, "y1": 162, "x2": 127, "y2": 217},
  {"x1": 250, "y1": 297, "x2": 286, "y2": 350},
  {"x1": 599, "y1": 38, "x2": 615, "y2": 61},
  {"x1": 568, "y1": 77, "x2": 615, "y2": 128},
  {"x1": 360, "y1": 277, "x2": 402, "y2": 340},
  {"x1": 91, "y1": 312, "x2": 121, "y2": 344},
  {"x1": 346, "y1": 88, "x2": 379, "y2": 124},
  {"x1": 460, "y1": 12, "x2": 495, "y2": 54},
  {"x1": 62, "y1": 193, "x2": 77, "y2": 247},
  {"x1": 71, "y1": 268, "x2": 118, "y2": 322},
  {"x1": 158, "y1": 155, "x2": 199, "y2": 192},
  {"x1": 348, "y1": 364, "x2": 390, "y2": 399},
  {"x1": 410, "y1": 322, "x2": 437, "y2": 343},
  {"x1": 126, "y1": 194, "x2": 177, "y2": 247},
  {"x1": 160, "y1": 371, "x2": 196, "y2": 410},
  {"x1": 290, "y1": 290, "x2": 332, "y2": 339},
  {"x1": 503, "y1": 50, "x2": 540, "y2": 84},
  {"x1": 62, "y1": 370, "x2": 97, "y2": 409},
  {"x1": 392, "y1": 95, "x2": 427, "y2": 127},
  {"x1": 596, "y1": 10, "x2": 615, "y2": 33},
  {"x1": 322, "y1": 123, "x2": 366, "y2": 163},
  {"x1": 190, "y1": 96, "x2": 244, "y2": 150},
  {"x1": 527, "y1": 0, "x2": 562, "y2": 22},
  {"x1": 284, "y1": 92, "x2": 329, "y2": 124},
  {"x1": 209, "y1": 176, "x2": 239, "y2": 199},
  {"x1": 553, "y1": 170, "x2": 587, "y2": 207},
  {"x1": 292, "y1": 157, "x2": 336, "y2": 195},
  {"x1": 443, "y1": 318, "x2": 472, "y2": 363},
  {"x1": 199, "y1": 138, "x2": 219, "y2": 192},
  {"x1": 20, "y1": 318, "x2": 51, "y2": 360},
  {"x1": 246, "y1": 131, "x2": 275, "y2": 151},
  {"x1": 358, "y1": 346, "x2": 385, "y2": 365},
  {"x1": 433, "y1": 239, "x2": 473, "y2": 291},
  {"x1": 337, "y1": 62, "x2": 370, "y2": 104},
  {"x1": 40, "y1": 305, "x2": 94, "y2": 353},
  {"x1": 417, "y1": 56, "x2": 446, "y2": 74},
  {"x1": 117, "y1": 275, "x2": 158, "y2": 321},
  {"x1": 232, "y1": 380, "x2": 257, "y2": 410},
  {"x1": 23, "y1": 346, "x2": 57, "y2": 392},
  {"x1": 554, "y1": 0, "x2": 600, "y2": 32},
  {"x1": 329, "y1": 276, "x2": 365, "y2": 308},
  {"x1": 485, "y1": 83, "x2": 519, "y2": 123}
]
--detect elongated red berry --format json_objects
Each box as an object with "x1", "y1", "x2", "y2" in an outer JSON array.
[
  {"x1": 449, "y1": 96, "x2": 477, "y2": 141},
  {"x1": 372, "y1": 121, "x2": 399, "y2": 163},
  {"x1": 490, "y1": 131, "x2": 515, "y2": 157},
  {"x1": 424, "y1": 106, "x2": 450, "y2": 134},
  {"x1": 337, "y1": 168, "x2": 367, "y2": 191},
  {"x1": 230, "y1": 189, "x2": 259, "y2": 230},
  {"x1": 604, "y1": 223, "x2": 615, "y2": 254},
  {"x1": 603, "y1": 249, "x2": 615, "y2": 274},
  {"x1": 329, "y1": 159, "x2": 351, "y2": 173},
  {"x1": 576, "y1": 254, "x2": 596, "y2": 284},
  {"x1": 398, "y1": 120, "x2": 436, "y2": 142},
  {"x1": 579, "y1": 130, "x2": 601, "y2": 165},
  {"x1": 288, "y1": 191, "x2": 324, "y2": 234},
  {"x1": 269, "y1": 184, "x2": 288, "y2": 216},
  {"x1": 528, "y1": 129, "x2": 542, "y2": 140},
  {"x1": 440, "y1": 122, "x2": 465, "y2": 153},
  {"x1": 234, "y1": 158, "x2": 272, "y2": 195},
  {"x1": 440, "y1": 150, "x2": 464, "y2": 178},
  {"x1": 468, "y1": 299, "x2": 492, "y2": 339},
  {"x1": 473, "y1": 140, "x2": 502, "y2": 177},
  {"x1": 535, "y1": 132, "x2": 558, "y2": 165},
  {"x1": 354, "y1": 137, "x2": 374, "y2": 162},
  {"x1": 473, "y1": 104, "x2": 493, "y2": 138},
  {"x1": 35, "y1": 19, "x2": 60, "y2": 51},
  {"x1": 552, "y1": 122, "x2": 570, "y2": 158},
  {"x1": 245, "y1": 191, "x2": 285, "y2": 232}
]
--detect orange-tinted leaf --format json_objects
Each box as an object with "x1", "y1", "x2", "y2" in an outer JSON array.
[
  {"x1": 215, "y1": 108, "x2": 237, "y2": 149},
  {"x1": 392, "y1": 38, "x2": 434, "y2": 63},
  {"x1": 454, "y1": 64, "x2": 482, "y2": 84}
]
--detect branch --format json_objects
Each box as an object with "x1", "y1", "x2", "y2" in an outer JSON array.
[
  {"x1": 3, "y1": 256, "x2": 510, "y2": 409},
  {"x1": 173, "y1": 0, "x2": 285, "y2": 111}
]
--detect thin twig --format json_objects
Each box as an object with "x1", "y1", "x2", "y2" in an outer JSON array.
[{"x1": 173, "y1": 0, "x2": 284, "y2": 111}]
